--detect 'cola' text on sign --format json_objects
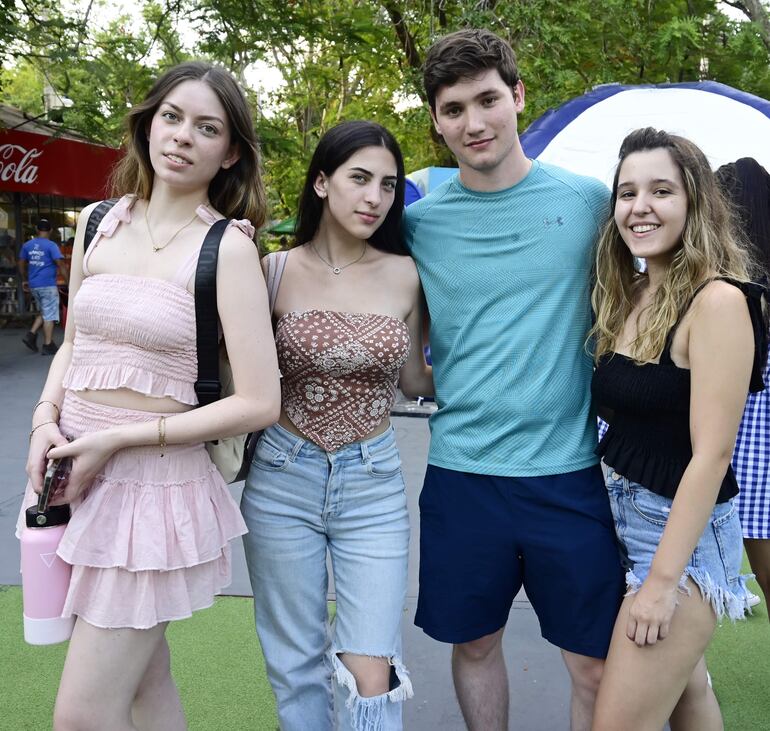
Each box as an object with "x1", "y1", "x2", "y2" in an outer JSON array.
[{"x1": 0, "y1": 144, "x2": 41, "y2": 185}]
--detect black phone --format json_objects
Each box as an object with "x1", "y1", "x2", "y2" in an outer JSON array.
[{"x1": 38, "y1": 456, "x2": 73, "y2": 513}]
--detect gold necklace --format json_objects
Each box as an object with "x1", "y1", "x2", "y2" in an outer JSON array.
[
  {"x1": 144, "y1": 206, "x2": 198, "y2": 253},
  {"x1": 309, "y1": 240, "x2": 367, "y2": 275}
]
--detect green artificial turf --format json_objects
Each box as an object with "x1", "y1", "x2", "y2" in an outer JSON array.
[
  {"x1": 1, "y1": 563, "x2": 767, "y2": 730},
  {"x1": 166, "y1": 595, "x2": 278, "y2": 730},
  {"x1": 0, "y1": 588, "x2": 278, "y2": 731},
  {"x1": 705, "y1": 557, "x2": 769, "y2": 730}
]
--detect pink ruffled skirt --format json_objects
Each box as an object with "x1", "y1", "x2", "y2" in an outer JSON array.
[{"x1": 18, "y1": 391, "x2": 247, "y2": 629}]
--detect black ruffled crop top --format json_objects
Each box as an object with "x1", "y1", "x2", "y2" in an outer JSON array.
[{"x1": 592, "y1": 278, "x2": 768, "y2": 503}]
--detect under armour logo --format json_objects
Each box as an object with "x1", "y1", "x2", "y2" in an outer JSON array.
[{"x1": 543, "y1": 217, "x2": 564, "y2": 227}]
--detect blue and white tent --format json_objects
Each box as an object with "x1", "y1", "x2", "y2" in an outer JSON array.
[{"x1": 520, "y1": 81, "x2": 770, "y2": 186}]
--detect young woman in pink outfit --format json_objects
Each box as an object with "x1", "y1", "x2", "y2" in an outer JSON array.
[{"x1": 22, "y1": 62, "x2": 280, "y2": 730}]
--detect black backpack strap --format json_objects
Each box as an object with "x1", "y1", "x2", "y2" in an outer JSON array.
[
  {"x1": 84, "y1": 198, "x2": 120, "y2": 251},
  {"x1": 194, "y1": 218, "x2": 230, "y2": 407}
]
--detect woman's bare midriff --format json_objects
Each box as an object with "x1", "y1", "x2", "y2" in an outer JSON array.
[
  {"x1": 277, "y1": 411, "x2": 391, "y2": 449},
  {"x1": 76, "y1": 387, "x2": 193, "y2": 414}
]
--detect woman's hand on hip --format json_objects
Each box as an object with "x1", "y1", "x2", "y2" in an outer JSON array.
[{"x1": 626, "y1": 576, "x2": 679, "y2": 646}]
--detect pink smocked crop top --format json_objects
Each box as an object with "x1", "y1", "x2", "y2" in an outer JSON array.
[
  {"x1": 62, "y1": 195, "x2": 254, "y2": 405},
  {"x1": 276, "y1": 309, "x2": 410, "y2": 451}
]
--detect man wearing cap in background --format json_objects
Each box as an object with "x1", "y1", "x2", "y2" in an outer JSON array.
[{"x1": 19, "y1": 219, "x2": 67, "y2": 355}]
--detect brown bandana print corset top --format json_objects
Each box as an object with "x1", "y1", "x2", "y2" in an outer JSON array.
[{"x1": 275, "y1": 310, "x2": 411, "y2": 451}]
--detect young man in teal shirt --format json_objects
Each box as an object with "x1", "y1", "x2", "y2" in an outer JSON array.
[{"x1": 404, "y1": 29, "x2": 624, "y2": 730}]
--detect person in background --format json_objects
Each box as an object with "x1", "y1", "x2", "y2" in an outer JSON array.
[
  {"x1": 591, "y1": 128, "x2": 766, "y2": 730},
  {"x1": 241, "y1": 120, "x2": 432, "y2": 731},
  {"x1": 20, "y1": 61, "x2": 280, "y2": 731},
  {"x1": 716, "y1": 157, "x2": 770, "y2": 616},
  {"x1": 60, "y1": 236, "x2": 75, "y2": 259},
  {"x1": 19, "y1": 219, "x2": 67, "y2": 354}
]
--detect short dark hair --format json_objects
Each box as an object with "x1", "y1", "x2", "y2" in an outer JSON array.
[
  {"x1": 423, "y1": 29, "x2": 520, "y2": 112},
  {"x1": 36, "y1": 219, "x2": 52, "y2": 232},
  {"x1": 294, "y1": 121, "x2": 406, "y2": 255}
]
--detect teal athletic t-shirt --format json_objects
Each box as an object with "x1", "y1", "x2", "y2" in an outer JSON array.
[{"x1": 404, "y1": 159, "x2": 609, "y2": 477}]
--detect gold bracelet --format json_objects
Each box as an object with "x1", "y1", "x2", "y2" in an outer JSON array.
[
  {"x1": 32, "y1": 400, "x2": 61, "y2": 421},
  {"x1": 158, "y1": 416, "x2": 166, "y2": 457},
  {"x1": 29, "y1": 421, "x2": 57, "y2": 442}
]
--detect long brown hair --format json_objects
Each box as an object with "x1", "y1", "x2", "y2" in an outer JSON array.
[
  {"x1": 590, "y1": 127, "x2": 752, "y2": 363},
  {"x1": 110, "y1": 61, "x2": 266, "y2": 232}
]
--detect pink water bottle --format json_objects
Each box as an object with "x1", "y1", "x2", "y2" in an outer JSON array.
[{"x1": 20, "y1": 455, "x2": 76, "y2": 645}]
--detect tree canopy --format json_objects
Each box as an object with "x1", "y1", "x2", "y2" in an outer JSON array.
[{"x1": 4, "y1": 0, "x2": 770, "y2": 220}]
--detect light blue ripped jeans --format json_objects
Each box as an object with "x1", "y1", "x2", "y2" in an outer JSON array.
[
  {"x1": 603, "y1": 464, "x2": 752, "y2": 620},
  {"x1": 241, "y1": 423, "x2": 412, "y2": 731}
]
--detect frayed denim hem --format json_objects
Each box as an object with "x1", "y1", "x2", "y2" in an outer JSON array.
[
  {"x1": 329, "y1": 650, "x2": 413, "y2": 731},
  {"x1": 624, "y1": 568, "x2": 753, "y2": 621}
]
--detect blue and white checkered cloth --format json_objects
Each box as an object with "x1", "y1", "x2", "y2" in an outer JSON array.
[
  {"x1": 733, "y1": 353, "x2": 770, "y2": 540},
  {"x1": 597, "y1": 416, "x2": 609, "y2": 443}
]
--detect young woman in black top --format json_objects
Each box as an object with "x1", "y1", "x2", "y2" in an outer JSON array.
[{"x1": 590, "y1": 128, "x2": 767, "y2": 731}]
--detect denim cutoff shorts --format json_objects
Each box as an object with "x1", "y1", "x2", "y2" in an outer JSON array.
[
  {"x1": 31, "y1": 285, "x2": 59, "y2": 322},
  {"x1": 603, "y1": 464, "x2": 751, "y2": 621}
]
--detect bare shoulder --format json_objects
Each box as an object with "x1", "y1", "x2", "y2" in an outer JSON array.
[
  {"x1": 687, "y1": 280, "x2": 751, "y2": 345},
  {"x1": 259, "y1": 250, "x2": 271, "y2": 277},
  {"x1": 370, "y1": 249, "x2": 420, "y2": 287},
  {"x1": 258, "y1": 248, "x2": 287, "y2": 277},
  {"x1": 692, "y1": 280, "x2": 748, "y2": 320},
  {"x1": 217, "y1": 225, "x2": 260, "y2": 266}
]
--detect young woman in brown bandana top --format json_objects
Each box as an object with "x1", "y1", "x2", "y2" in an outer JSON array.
[{"x1": 240, "y1": 120, "x2": 433, "y2": 731}]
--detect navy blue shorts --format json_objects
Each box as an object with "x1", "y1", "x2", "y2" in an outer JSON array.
[{"x1": 415, "y1": 464, "x2": 624, "y2": 658}]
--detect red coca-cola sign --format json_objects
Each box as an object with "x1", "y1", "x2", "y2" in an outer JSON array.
[{"x1": 0, "y1": 128, "x2": 121, "y2": 200}]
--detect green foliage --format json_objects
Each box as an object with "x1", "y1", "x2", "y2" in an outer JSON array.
[{"x1": 2, "y1": 0, "x2": 769, "y2": 222}]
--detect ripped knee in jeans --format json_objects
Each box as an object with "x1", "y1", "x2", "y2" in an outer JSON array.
[{"x1": 329, "y1": 649, "x2": 413, "y2": 731}]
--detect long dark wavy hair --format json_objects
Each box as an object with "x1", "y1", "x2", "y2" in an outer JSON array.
[
  {"x1": 110, "y1": 61, "x2": 266, "y2": 232},
  {"x1": 716, "y1": 158, "x2": 770, "y2": 280},
  {"x1": 294, "y1": 120, "x2": 406, "y2": 254}
]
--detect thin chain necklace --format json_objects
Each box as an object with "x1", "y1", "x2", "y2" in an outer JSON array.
[
  {"x1": 309, "y1": 240, "x2": 367, "y2": 275},
  {"x1": 144, "y1": 206, "x2": 198, "y2": 253}
]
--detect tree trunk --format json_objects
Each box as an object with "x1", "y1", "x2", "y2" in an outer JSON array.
[{"x1": 723, "y1": 0, "x2": 770, "y2": 52}]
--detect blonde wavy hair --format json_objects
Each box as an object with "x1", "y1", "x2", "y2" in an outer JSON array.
[
  {"x1": 109, "y1": 61, "x2": 266, "y2": 234},
  {"x1": 590, "y1": 127, "x2": 753, "y2": 364}
]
